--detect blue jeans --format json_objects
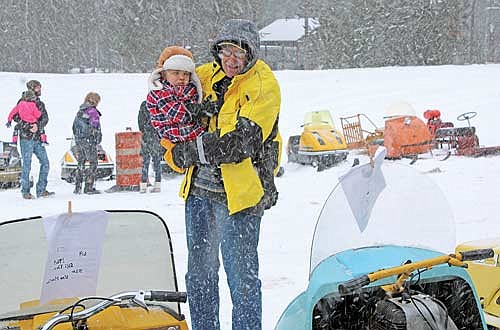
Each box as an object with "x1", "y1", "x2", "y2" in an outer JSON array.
[
  {"x1": 141, "y1": 150, "x2": 162, "y2": 183},
  {"x1": 20, "y1": 139, "x2": 50, "y2": 196},
  {"x1": 185, "y1": 195, "x2": 262, "y2": 330}
]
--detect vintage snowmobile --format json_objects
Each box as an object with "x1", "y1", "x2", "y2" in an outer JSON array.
[
  {"x1": 0, "y1": 209, "x2": 189, "y2": 330},
  {"x1": 381, "y1": 102, "x2": 434, "y2": 160},
  {"x1": 428, "y1": 111, "x2": 500, "y2": 158},
  {"x1": 60, "y1": 137, "x2": 115, "y2": 183},
  {"x1": 0, "y1": 141, "x2": 22, "y2": 189},
  {"x1": 456, "y1": 238, "x2": 500, "y2": 329},
  {"x1": 287, "y1": 110, "x2": 348, "y2": 171},
  {"x1": 275, "y1": 147, "x2": 495, "y2": 330}
]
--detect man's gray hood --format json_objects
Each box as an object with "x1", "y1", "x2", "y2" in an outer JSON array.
[{"x1": 211, "y1": 19, "x2": 260, "y2": 74}]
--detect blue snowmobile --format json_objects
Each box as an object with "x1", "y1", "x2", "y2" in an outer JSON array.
[{"x1": 275, "y1": 147, "x2": 495, "y2": 330}]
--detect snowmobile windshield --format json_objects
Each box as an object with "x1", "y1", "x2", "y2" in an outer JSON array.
[
  {"x1": 304, "y1": 110, "x2": 334, "y2": 127},
  {"x1": 309, "y1": 147, "x2": 456, "y2": 276},
  {"x1": 0, "y1": 210, "x2": 182, "y2": 321}
]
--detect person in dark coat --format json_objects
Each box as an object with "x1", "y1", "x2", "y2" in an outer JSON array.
[
  {"x1": 7, "y1": 90, "x2": 48, "y2": 144},
  {"x1": 138, "y1": 100, "x2": 163, "y2": 193},
  {"x1": 72, "y1": 92, "x2": 102, "y2": 194},
  {"x1": 14, "y1": 80, "x2": 54, "y2": 199}
]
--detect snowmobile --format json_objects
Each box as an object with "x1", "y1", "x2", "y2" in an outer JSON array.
[
  {"x1": 0, "y1": 209, "x2": 189, "y2": 330},
  {"x1": 275, "y1": 147, "x2": 495, "y2": 330},
  {"x1": 287, "y1": 110, "x2": 348, "y2": 171},
  {"x1": 382, "y1": 102, "x2": 433, "y2": 159},
  {"x1": 0, "y1": 140, "x2": 22, "y2": 189},
  {"x1": 430, "y1": 111, "x2": 500, "y2": 158},
  {"x1": 456, "y1": 238, "x2": 500, "y2": 329},
  {"x1": 60, "y1": 137, "x2": 114, "y2": 183}
]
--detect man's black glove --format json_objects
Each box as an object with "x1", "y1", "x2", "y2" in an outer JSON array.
[
  {"x1": 186, "y1": 100, "x2": 219, "y2": 121},
  {"x1": 5, "y1": 121, "x2": 11, "y2": 128},
  {"x1": 171, "y1": 140, "x2": 200, "y2": 168}
]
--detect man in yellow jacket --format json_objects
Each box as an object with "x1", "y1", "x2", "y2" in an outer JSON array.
[{"x1": 170, "y1": 19, "x2": 281, "y2": 330}]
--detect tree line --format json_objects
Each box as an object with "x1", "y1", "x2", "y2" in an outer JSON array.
[
  {"x1": 0, "y1": 0, "x2": 268, "y2": 73},
  {"x1": 1, "y1": 0, "x2": 499, "y2": 73},
  {"x1": 301, "y1": 0, "x2": 500, "y2": 69}
]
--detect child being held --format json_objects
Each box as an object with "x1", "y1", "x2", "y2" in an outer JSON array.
[
  {"x1": 146, "y1": 47, "x2": 204, "y2": 172},
  {"x1": 147, "y1": 50, "x2": 204, "y2": 143},
  {"x1": 6, "y1": 90, "x2": 48, "y2": 144}
]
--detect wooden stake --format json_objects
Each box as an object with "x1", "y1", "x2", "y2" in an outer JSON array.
[{"x1": 68, "y1": 200, "x2": 72, "y2": 215}]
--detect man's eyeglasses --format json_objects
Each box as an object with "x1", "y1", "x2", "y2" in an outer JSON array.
[{"x1": 218, "y1": 47, "x2": 247, "y2": 60}]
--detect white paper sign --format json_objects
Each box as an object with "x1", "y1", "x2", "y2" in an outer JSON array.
[
  {"x1": 40, "y1": 211, "x2": 108, "y2": 304},
  {"x1": 339, "y1": 147, "x2": 387, "y2": 232}
]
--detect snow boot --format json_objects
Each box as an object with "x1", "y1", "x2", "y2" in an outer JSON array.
[
  {"x1": 37, "y1": 190, "x2": 55, "y2": 198},
  {"x1": 150, "y1": 182, "x2": 161, "y2": 193},
  {"x1": 139, "y1": 182, "x2": 147, "y2": 193},
  {"x1": 22, "y1": 193, "x2": 35, "y2": 200},
  {"x1": 84, "y1": 188, "x2": 101, "y2": 195}
]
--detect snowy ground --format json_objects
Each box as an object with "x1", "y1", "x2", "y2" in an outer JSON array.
[{"x1": 1, "y1": 64, "x2": 500, "y2": 329}]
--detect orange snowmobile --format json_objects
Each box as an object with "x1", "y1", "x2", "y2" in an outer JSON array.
[{"x1": 382, "y1": 102, "x2": 433, "y2": 159}]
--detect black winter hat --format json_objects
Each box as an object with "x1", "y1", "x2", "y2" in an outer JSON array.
[{"x1": 211, "y1": 19, "x2": 260, "y2": 73}]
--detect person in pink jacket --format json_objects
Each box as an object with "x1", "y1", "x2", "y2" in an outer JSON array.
[{"x1": 6, "y1": 90, "x2": 48, "y2": 144}]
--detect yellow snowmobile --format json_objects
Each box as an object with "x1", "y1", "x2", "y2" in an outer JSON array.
[
  {"x1": 60, "y1": 137, "x2": 114, "y2": 183},
  {"x1": 287, "y1": 110, "x2": 348, "y2": 171},
  {"x1": 0, "y1": 210, "x2": 189, "y2": 330},
  {"x1": 456, "y1": 238, "x2": 500, "y2": 329}
]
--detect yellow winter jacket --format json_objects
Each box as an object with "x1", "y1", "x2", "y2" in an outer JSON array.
[{"x1": 179, "y1": 60, "x2": 281, "y2": 215}]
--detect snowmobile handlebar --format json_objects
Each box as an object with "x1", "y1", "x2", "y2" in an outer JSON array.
[
  {"x1": 150, "y1": 290, "x2": 187, "y2": 302},
  {"x1": 338, "y1": 248, "x2": 494, "y2": 295},
  {"x1": 40, "y1": 290, "x2": 187, "y2": 330},
  {"x1": 338, "y1": 275, "x2": 370, "y2": 295},
  {"x1": 457, "y1": 248, "x2": 494, "y2": 261}
]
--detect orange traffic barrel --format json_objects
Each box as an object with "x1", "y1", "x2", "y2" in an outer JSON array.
[{"x1": 115, "y1": 130, "x2": 142, "y2": 187}]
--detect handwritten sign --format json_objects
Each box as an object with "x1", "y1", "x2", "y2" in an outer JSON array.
[{"x1": 40, "y1": 211, "x2": 108, "y2": 304}]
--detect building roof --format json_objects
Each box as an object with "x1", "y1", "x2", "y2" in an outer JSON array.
[{"x1": 259, "y1": 17, "x2": 320, "y2": 42}]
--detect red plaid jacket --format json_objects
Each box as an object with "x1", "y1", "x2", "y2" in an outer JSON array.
[{"x1": 146, "y1": 80, "x2": 204, "y2": 143}]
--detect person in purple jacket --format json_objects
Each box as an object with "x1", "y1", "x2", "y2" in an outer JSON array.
[{"x1": 72, "y1": 92, "x2": 103, "y2": 194}]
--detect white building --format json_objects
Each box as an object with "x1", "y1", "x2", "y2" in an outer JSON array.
[{"x1": 259, "y1": 17, "x2": 319, "y2": 70}]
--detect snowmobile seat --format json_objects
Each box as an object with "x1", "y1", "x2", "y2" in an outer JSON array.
[{"x1": 435, "y1": 126, "x2": 475, "y2": 138}]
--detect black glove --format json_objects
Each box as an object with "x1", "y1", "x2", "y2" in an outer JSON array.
[
  {"x1": 5, "y1": 121, "x2": 11, "y2": 128},
  {"x1": 186, "y1": 100, "x2": 219, "y2": 121},
  {"x1": 171, "y1": 140, "x2": 200, "y2": 168}
]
